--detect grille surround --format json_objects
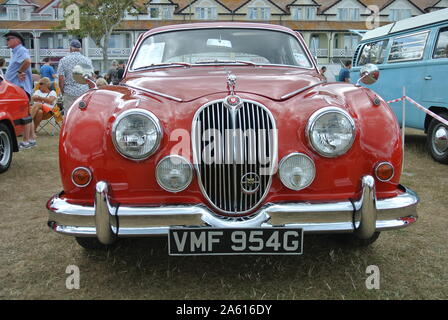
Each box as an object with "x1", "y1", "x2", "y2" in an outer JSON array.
[{"x1": 192, "y1": 98, "x2": 277, "y2": 217}]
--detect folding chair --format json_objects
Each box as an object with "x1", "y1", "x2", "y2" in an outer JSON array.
[{"x1": 35, "y1": 81, "x2": 64, "y2": 136}]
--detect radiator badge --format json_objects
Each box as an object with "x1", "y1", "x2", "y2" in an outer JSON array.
[{"x1": 241, "y1": 172, "x2": 261, "y2": 195}]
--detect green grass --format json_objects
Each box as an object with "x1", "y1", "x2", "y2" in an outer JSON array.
[{"x1": 0, "y1": 129, "x2": 447, "y2": 300}]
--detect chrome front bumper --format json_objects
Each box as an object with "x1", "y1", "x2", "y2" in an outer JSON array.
[{"x1": 47, "y1": 176, "x2": 419, "y2": 245}]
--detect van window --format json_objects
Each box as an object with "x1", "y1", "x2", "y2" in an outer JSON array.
[
  {"x1": 388, "y1": 31, "x2": 429, "y2": 63},
  {"x1": 357, "y1": 40, "x2": 389, "y2": 66},
  {"x1": 433, "y1": 27, "x2": 448, "y2": 59}
]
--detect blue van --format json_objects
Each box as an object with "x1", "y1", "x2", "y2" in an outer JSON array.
[{"x1": 350, "y1": 8, "x2": 448, "y2": 164}]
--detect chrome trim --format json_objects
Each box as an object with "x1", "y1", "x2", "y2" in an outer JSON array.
[
  {"x1": 306, "y1": 107, "x2": 356, "y2": 158},
  {"x1": 112, "y1": 108, "x2": 162, "y2": 161},
  {"x1": 280, "y1": 81, "x2": 325, "y2": 100},
  {"x1": 278, "y1": 153, "x2": 316, "y2": 191},
  {"x1": 191, "y1": 98, "x2": 278, "y2": 216},
  {"x1": 71, "y1": 167, "x2": 93, "y2": 188},
  {"x1": 156, "y1": 155, "x2": 193, "y2": 193},
  {"x1": 353, "y1": 176, "x2": 377, "y2": 239},
  {"x1": 47, "y1": 178, "x2": 419, "y2": 244},
  {"x1": 123, "y1": 84, "x2": 183, "y2": 102},
  {"x1": 94, "y1": 182, "x2": 117, "y2": 245},
  {"x1": 374, "y1": 161, "x2": 395, "y2": 182},
  {"x1": 432, "y1": 125, "x2": 448, "y2": 156}
]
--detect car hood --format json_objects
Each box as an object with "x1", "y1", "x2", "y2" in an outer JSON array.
[{"x1": 123, "y1": 66, "x2": 321, "y2": 102}]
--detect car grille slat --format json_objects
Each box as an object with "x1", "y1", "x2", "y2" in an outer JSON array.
[{"x1": 193, "y1": 99, "x2": 276, "y2": 216}]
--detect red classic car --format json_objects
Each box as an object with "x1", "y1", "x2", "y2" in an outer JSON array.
[
  {"x1": 0, "y1": 76, "x2": 31, "y2": 173},
  {"x1": 47, "y1": 23, "x2": 419, "y2": 254}
]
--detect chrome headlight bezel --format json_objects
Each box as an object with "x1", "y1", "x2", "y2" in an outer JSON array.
[
  {"x1": 306, "y1": 107, "x2": 356, "y2": 158},
  {"x1": 112, "y1": 109, "x2": 162, "y2": 161},
  {"x1": 156, "y1": 155, "x2": 193, "y2": 193},
  {"x1": 278, "y1": 152, "x2": 316, "y2": 191}
]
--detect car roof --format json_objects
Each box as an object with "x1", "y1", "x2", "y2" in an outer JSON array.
[
  {"x1": 141, "y1": 22, "x2": 297, "y2": 38},
  {"x1": 362, "y1": 8, "x2": 448, "y2": 41}
]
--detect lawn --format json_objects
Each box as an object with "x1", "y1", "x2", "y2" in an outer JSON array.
[{"x1": 0, "y1": 129, "x2": 447, "y2": 299}]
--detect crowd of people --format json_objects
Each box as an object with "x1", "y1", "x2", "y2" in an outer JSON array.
[{"x1": 1, "y1": 31, "x2": 126, "y2": 150}]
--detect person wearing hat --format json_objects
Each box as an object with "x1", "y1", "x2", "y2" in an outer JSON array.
[
  {"x1": 57, "y1": 39, "x2": 93, "y2": 112},
  {"x1": 4, "y1": 31, "x2": 37, "y2": 150}
]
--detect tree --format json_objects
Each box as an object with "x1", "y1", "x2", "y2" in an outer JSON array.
[{"x1": 59, "y1": 0, "x2": 143, "y2": 71}]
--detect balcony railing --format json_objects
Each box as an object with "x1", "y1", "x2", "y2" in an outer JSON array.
[
  {"x1": 332, "y1": 48, "x2": 356, "y2": 57},
  {"x1": 39, "y1": 49, "x2": 70, "y2": 57},
  {"x1": 88, "y1": 48, "x2": 132, "y2": 57}
]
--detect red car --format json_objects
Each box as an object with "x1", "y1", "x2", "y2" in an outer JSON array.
[
  {"x1": 0, "y1": 76, "x2": 31, "y2": 173},
  {"x1": 47, "y1": 23, "x2": 418, "y2": 254}
]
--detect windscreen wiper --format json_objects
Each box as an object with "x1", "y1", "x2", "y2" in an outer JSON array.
[
  {"x1": 133, "y1": 62, "x2": 192, "y2": 71},
  {"x1": 195, "y1": 60, "x2": 258, "y2": 66}
]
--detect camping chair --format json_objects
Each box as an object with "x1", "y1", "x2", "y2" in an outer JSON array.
[
  {"x1": 34, "y1": 82, "x2": 64, "y2": 136},
  {"x1": 36, "y1": 104, "x2": 63, "y2": 136}
]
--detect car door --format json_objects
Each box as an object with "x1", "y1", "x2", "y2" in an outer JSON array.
[{"x1": 422, "y1": 25, "x2": 448, "y2": 107}]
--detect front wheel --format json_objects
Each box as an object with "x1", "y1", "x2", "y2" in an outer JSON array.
[
  {"x1": 427, "y1": 112, "x2": 448, "y2": 164},
  {"x1": 0, "y1": 123, "x2": 13, "y2": 174}
]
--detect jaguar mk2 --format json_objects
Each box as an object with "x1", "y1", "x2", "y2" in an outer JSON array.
[{"x1": 47, "y1": 23, "x2": 419, "y2": 255}]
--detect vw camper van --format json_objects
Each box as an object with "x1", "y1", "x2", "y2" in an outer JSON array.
[{"x1": 351, "y1": 8, "x2": 448, "y2": 164}]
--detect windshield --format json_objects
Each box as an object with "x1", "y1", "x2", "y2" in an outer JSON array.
[{"x1": 130, "y1": 28, "x2": 312, "y2": 70}]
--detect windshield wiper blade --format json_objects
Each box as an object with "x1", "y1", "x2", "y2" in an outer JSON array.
[
  {"x1": 133, "y1": 62, "x2": 192, "y2": 71},
  {"x1": 195, "y1": 60, "x2": 258, "y2": 66}
]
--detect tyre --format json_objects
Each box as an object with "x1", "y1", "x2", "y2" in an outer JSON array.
[
  {"x1": 0, "y1": 123, "x2": 13, "y2": 174},
  {"x1": 336, "y1": 232, "x2": 380, "y2": 247},
  {"x1": 75, "y1": 237, "x2": 116, "y2": 250},
  {"x1": 426, "y1": 112, "x2": 448, "y2": 164}
]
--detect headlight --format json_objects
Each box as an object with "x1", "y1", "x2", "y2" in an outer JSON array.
[
  {"x1": 306, "y1": 107, "x2": 355, "y2": 158},
  {"x1": 279, "y1": 153, "x2": 315, "y2": 191},
  {"x1": 112, "y1": 109, "x2": 162, "y2": 160},
  {"x1": 156, "y1": 155, "x2": 193, "y2": 192}
]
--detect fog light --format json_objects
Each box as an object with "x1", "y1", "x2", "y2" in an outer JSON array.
[
  {"x1": 375, "y1": 162, "x2": 394, "y2": 182},
  {"x1": 156, "y1": 155, "x2": 193, "y2": 192},
  {"x1": 279, "y1": 153, "x2": 315, "y2": 191},
  {"x1": 72, "y1": 167, "x2": 92, "y2": 187}
]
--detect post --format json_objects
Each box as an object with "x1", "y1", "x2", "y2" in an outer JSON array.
[{"x1": 402, "y1": 87, "x2": 406, "y2": 170}]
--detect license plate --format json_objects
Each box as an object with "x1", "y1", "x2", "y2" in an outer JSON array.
[{"x1": 168, "y1": 227, "x2": 303, "y2": 256}]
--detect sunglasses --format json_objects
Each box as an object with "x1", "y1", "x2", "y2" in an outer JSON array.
[
  {"x1": 39, "y1": 82, "x2": 47, "y2": 85},
  {"x1": 6, "y1": 37, "x2": 15, "y2": 41}
]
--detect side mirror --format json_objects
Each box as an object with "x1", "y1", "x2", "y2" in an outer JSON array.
[
  {"x1": 72, "y1": 64, "x2": 96, "y2": 89},
  {"x1": 357, "y1": 63, "x2": 380, "y2": 86}
]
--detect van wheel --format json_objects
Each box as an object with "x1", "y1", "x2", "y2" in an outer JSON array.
[
  {"x1": 427, "y1": 112, "x2": 448, "y2": 164},
  {"x1": 0, "y1": 123, "x2": 13, "y2": 174},
  {"x1": 75, "y1": 237, "x2": 116, "y2": 250}
]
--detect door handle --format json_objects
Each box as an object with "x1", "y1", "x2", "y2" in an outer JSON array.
[{"x1": 424, "y1": 76, "x2": 432, "y2": 80}]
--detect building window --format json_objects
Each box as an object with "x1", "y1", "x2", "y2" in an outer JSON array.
[
  {"x1": 305, "y1": 7, "x2": 316, "y2": 20},
  {"x1": 338, "y1": 8, "x2": 360, "y2": 21},
  {"x1": 389, "y1": 9, "x2": 412, "y2": 22},
  {"x1": 149, "y1": 7, "x2": 160, "y2": 19},
  {"x1": 0, "y1": 6, "x2": 7, "y2": 19},
  {"x1": 9, "y1": 7, "x2": 18, "y2": 20},
  {"x1": 247, "y1": 7, "x2": 270, "y2": 20},
  {"x1": 195, "y1": 7, "x2": 217, "y2": 20}
]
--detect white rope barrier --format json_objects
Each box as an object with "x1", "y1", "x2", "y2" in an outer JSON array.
[{"x1": 387, "y1": 96, "x2": 448, "y2": 127}]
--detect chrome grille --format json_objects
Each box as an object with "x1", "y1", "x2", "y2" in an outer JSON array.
[{"x1": 192, "y1": 99, "x2": 277, "y2": 216}]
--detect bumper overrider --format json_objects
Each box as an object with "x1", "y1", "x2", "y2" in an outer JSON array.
[{"x1": 47, "y1": 176, "x2": 418, "y2": 245}]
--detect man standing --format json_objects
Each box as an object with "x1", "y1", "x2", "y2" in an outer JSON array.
[
  {"x1": 57, "y1": 39, "x2": 93, "y2": 112},
  {"x1": 338, "y1": 60, "x2": 352, "y2": 83},
  {"x1": 40, "y1": 57, "x2": 57, "y2": 85},
  {"x1": 116, "y1": 60, "x2": 126, "y2": 83},
  {"x1": 4, "y1": 32, "x2": 36, "y2": 149}
]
